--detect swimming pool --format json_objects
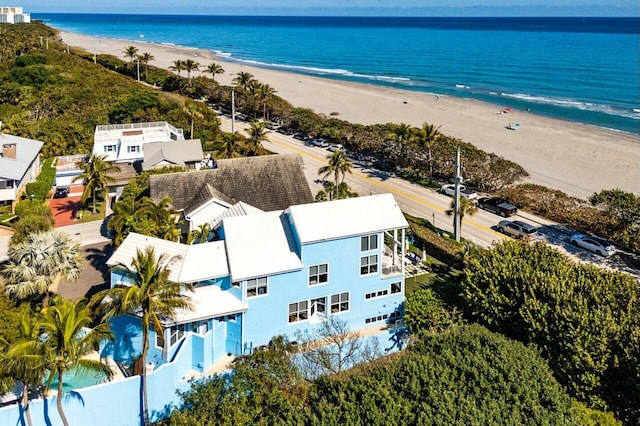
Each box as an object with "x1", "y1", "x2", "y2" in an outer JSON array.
[{"x1": 48, "y1": 367, "x2": 110, "y2": 392}]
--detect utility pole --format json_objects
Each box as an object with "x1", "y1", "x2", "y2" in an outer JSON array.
[
  {"x1": 453, "y1": 147, "x2": 462, "y2": 242},
  {"x1": 136, "y1": 57, "x2": 140, "y2": 82},
  {"x1": 231, "y1": 89, "x2": 235, "y2": 135}
]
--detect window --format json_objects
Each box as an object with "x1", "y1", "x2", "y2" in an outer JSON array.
[
  {"x1": 246, "y1": 277, "x2": 268, "y2": 297},
  {"x1": 104, "y1": 145, "x2": 116, "y2": 153},
  {"x1": 361, "y1": 234, "x2": 378, "y2": 252},
  {"x1": 127, "y1": 145, "x2": 140, "y2": 153},
  {"x1": 169, "y1": 324, "x2": 185, "y2": 347},
  {"x1": 311, "y1": 297, "x2": 326, "y2": 315},
  {"x1": 330, "y1": 292, "x2": 349, "y2": 314},
  {"x1": 309, "y1": 264, "x2": 328, "y2": 286},
  {"x1": 193, "y1": 320, "x2": 209, "y2": 335},
  {"x1": 365, "y1": 289, "x2": 389, "y2": 300},
  {"x1": 365, "y1": 314, "x2": 388, "y2": 324},
  {"x1": 391, "y1": 282, "x2": 402, "y2": 294},
  {"x1": 155, "y1": 327, "x2": 164, "y2": 348},
  {"x1": 288, "y1": 301, "x2": 308, "y2": 323},
  {"x1": 360, "y1": 255, "x2": 378, "y2": 275}
]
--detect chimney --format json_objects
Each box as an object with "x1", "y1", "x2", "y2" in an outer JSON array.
[{"x1": 2, "y1": 143, "x2": 17, "y2": 159}]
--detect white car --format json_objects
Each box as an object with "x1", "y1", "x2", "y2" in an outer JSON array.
[
  {"x1": 498, "y1": 220, "x2": 538, "y2": 239},
  {"x1": 327, "y1": 144, "x2": 344, "y2": 152},
  {"x1": 569, "y1": 234, "x2": 616, "y2": 257},
  {"x1": 439, "y1": 184, "x2": 478, "y2": 200}
]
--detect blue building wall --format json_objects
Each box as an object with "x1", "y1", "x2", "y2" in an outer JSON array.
[{"x1": 242, "y1": 232, "x2": 404, "y2": 348}]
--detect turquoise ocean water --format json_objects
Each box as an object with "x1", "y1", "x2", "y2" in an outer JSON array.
[{"x1": 37, "y1": 14, "x2": 640, "y2": 135}]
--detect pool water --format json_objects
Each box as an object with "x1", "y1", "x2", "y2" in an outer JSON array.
[{"x1": 49, "y1": 367, "x2": 110, "y2": 392}]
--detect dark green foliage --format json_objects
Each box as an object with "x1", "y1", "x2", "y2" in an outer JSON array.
[
  {"x1": 10, "y1": 64, "x2": 57, "y2": 88},
  {"x1": 0, "y1": 294, "x2": 31, "y2": 343},
  {"x1": 305, "y1": 325, "x2": 585, "y2": 425},
  {"x1": 10, "y1": 209, "x2": 54, "y2": 246},
  {"x1": 404, "y1": 214, "x2": 465, "y2": 268},
  {"x1": 108, "y1": 89, "x2": 162, "y2": 123},
  {"x1": 590, "y1": 189, "x2": 640, "y2": 253},
  {"x1": 404, "y1": 287, "x2": 456, "y2": 334},
  {"x1": 13, "y1": 53, "x2": 46, "y2": 67},
  {"x1": 462, "y1": 240, "x2": 640, "y2": 423}
]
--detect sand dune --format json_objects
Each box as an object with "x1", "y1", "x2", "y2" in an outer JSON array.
[{"x1": 60, "y1": 31, "x2": 640, "y2": 199}]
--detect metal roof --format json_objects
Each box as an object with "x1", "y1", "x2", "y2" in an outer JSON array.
[{"x1": 0, "y1": 133, "x2": 43, "y2": 180}]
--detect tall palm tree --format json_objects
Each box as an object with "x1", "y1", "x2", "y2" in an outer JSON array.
[
  {"x1": 206, "y1": 62, "x2": 225, "y2": 85},
  {"x1": 245, "y1": 120, "x2": 269, "y2": 156},
  {"x1": 183, "y1": 103, "x2": 204, "y2": 138},
  {"x1": 233, "y1": 71, "x2": 255, "y2": 91},
  {"x1": 182, "y1": 59, "x2": 200, "y2": 83},
  {"x1": 316, "y1": 182, "x2": 358, "y2": 201},
  {"x1": 123, "y1": 45, "x2": 139, "y2": 62},
  {"x1": 169, "y1": 59, "x2": 184, "y2": 77},
  {"x1": 0, "y1": 313, "x2": 47, "y2": 426},
  {"x1": 215, "y1": 132, "x2": 243, "y2": 159},
  {"x1": 90, "y1": 247, "x2": 193, "y2": 426},
  {"x1": 388, "y1": 123, "x2": 415, "y2": 165},
  {"x1": 416, "y1": 123, "x2": 442, "y2": 178},
  {"x1": 137, "y1": 52, "x2": 155, "y2": 79},
  {"x1": 256, "y1": 83, "x2": 277, "y2": 121},
  {"x1": 3, "y1": 231, "x2": 83, "y2": 306},
  {"x1": 73, "y1": 154, "x2": 121, "y2": 214},
  {"x1": 40, "y1": 298, "x2": 113, "y2": 426},
  {"x1": 318, "y1": 150, "x2": 354, "y2": 199},
  {"x1": 446, "y1": 197, "x2": 478, "y2": 234}
]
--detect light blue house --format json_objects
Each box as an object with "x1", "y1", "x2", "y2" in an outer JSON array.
[{"x1": 105, "y1": 193, "x2": 408, "y2": 374}]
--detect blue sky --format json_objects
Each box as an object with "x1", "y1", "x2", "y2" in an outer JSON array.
[{"x1": 23, "y1": 1, "x2": 639, "y2": 16}]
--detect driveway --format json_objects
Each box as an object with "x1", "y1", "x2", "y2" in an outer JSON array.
[
  {"x1": 49, "y1": 185, "x2": 85, "y2": 228},
  {"x1": 55, "y1": 242, "x2": 112, "y2": 301}
]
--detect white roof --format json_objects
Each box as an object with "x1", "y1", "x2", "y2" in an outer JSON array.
[
  {"x1": 222, "y1": 211, "x2": 302, "y2": 281},
  {"x1": 0, "y1": 133, "x2": 43, "y2": 180},
  {"x1": 209, "y1": 201, "x2": 263, "y2": 229},
  {"x1": 287, "y1": 194, "x2": 408, "y2": 244},
  {"x1": 108, "y1": 233, "x2": 228, "y2": 283},
  {"x1": 173, "y1": 284, "x2": 247, "y2": 324}
]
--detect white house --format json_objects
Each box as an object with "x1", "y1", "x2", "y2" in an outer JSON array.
[
  {"x1": 142, "y1": 139, "x2": 204, "y2": 171},
  {"x1": 0, "y1": 131, "x2": 43, "y2": 207},
  {"x1": 0, "y1": 6, "x2": 30, "y2": 23},
  {"x1": 92, "y1": 121, "x2": 185, "y2": 163}
]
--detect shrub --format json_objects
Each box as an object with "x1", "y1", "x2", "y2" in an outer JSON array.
[
  {"x1": 405, "y1": 214, "x2": 465, "y2": 268},
  {"x1": 404, "y1": 287, "x2": 456, "y2": 333}
]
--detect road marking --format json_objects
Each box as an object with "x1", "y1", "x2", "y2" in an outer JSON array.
[{"x1": 264, "y1": 134, "x2": 505, "y2": 239}]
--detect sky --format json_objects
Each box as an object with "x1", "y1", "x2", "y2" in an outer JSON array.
[{"x1": 20, "y1": 0, "x2": 640, "y2": 17}]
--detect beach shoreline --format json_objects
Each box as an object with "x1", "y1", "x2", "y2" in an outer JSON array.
[{"x1": 59, "y1": 30, "x2": 640, "y2": 199}]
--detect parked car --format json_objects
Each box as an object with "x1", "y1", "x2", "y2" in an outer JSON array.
[
  {"x1": 53, "y1": 186, "x2": 70, "y2": 198},
  {"x1": 569, "y1": 234, "x2": 616, "y2": 257},
  {"x1": 373, "y1": 159, "x2": 396, "y2": 172},
  {"x1": 277, "y1": 127, "x2": 295, "y2": 135},
  {"x1": 477, "y1": 197, "x2": 517, "y2": 217},
  {"x1": 498, "y1": 220, "x2": 538, "y2": 239},
  {"x1": 439, "y1": 184, "x2": 478, "y2": 200},
  {"x1": 327, "y1": 144, "x2": 344, "y2": 152},
  {"x1": 293, "y1": 132, "x2": 309, "y2": 141},
  {"x1": 316, "y1": 138, "x2": 330, "y2": 148}
]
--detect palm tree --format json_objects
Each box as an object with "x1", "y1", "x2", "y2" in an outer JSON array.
[
  {"x1": 256, "y1": 83, "x2": 277, "y2": 121},
  {"x1": 138, "y1": 196, "x2": 183, "y2": 241},
  {"x1": 3, "y1": 231, "x2": 83, "y2": 306},
  {"x1": 233, "y1": 71, "x2": 255, "y2": 91},
  {"x1": 123, "y1": 45, "x2": 139, "y2": 62},
  {"x1": 137, "y1": 52, "x2": 155, "y2": 79},
  {"x1": 318, "y1": 150, "x2": 354, "y2": 200},
  {"x1": 0, "y1": 313, "x2": 47, "y2": 426},
  {"x1": 206, "y1": 62, "x2": 225, "y2": 85},
  {"x1": 169, "y1": 59, "x2": 184, "y2": 78},
  {"x1": 183, "y1": 103, "x2": 204, "y2": 138},
  {"x1": 107, "y1": 197, "x2": 137, "y2": 247},
  {"x1": 90, "y1": 247, "x2": 193, "y2": 426},
  {"x1": 245, "y1": 120, "x2": 269, "y2": 156},
  {"x1": 316, "y1": 182, "x2": 358, "y2": 201},
  {"x1": 446, "y1": 197, "x2": 478, "y2": 234},
  {"x1": 215, "y1": 132, "x2": 243, "y2": 159},
  {"x1": 73, "y1": 154, "x2": 121, "y2": 214},
  {"x1": 182, "y1": 59, "x2": 200, "y2": 83},
  {"x1": 188, "y1": 223, "x2": 212, "y2": 244},
  {"x1": 388, "y1": 123, "x2": 415, "y2": 165},
  {"x1": 416, "y1": 123, "x2": 442, "y2": 178},
  {"x1": 40, "y1": 298, "x2": 113, "y2": 426}
]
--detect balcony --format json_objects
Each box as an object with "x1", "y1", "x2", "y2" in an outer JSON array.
[{"x1": 381, "y1": 228, "x2": 405, "y2": 278}]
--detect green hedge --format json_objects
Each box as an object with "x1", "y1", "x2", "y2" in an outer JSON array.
[
  {"x1": 405, "y1": 214, "x2": 465, "y2": 269},
  {"x1": 24, "y1": 157, "x2": 56, "y2": 202}
]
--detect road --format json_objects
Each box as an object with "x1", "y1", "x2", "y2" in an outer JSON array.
[{"x1": 220, "y1": 114, "x2": 639, "y2": 278}]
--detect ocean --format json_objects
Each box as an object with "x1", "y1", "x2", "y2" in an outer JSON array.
[{"x1": 36, "y1": 14, "x2": 640, "y2": 135}]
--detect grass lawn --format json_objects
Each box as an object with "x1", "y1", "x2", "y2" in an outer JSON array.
[
  {"x1": 75, "y1": 200, "x2": 106, "y2": 224},
  {"x1": 405, "y1": 254, "x2": 464, "y2": 307}
]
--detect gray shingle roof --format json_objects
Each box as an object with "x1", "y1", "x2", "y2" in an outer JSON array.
[
  {"x1": 0, "y1": 133, "x2": 43, "y2": 180},
  {"x1": 149, "y1": 154, "x2": 314, "y2": 212},
  {"x1": 142, "y1": 139, "x2": 203, "y2": 170}
]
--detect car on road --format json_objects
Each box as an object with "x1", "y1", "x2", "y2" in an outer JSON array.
[
  {"x1": 439, "y1": 184, "x2": 478, "y2": 200},
  {"x1": 569, "y1": 234, "x2": 616, "y2": 257},
  {"x1": 293, "y1": 132, "x2": 309, "y2": 141},
  {"x1": 327, "y1": 144, "x2": 344, "y2": 152},
  {"x1": 477, "y1": 197, "x2": 517, "y2": 217},
  {"x1": 277, "y1": 127, "x2": 295, "y2": 135},
  {"x1": 498, "y1": 220, "x2": 538, "y2": 239},
  {"x1": 53, "y1": 186, "x2": 70, "y2": 198}
]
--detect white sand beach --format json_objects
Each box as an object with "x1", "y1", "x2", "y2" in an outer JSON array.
[{"x1": 60, "y1": 31, "x2": 640, "y2": 199}]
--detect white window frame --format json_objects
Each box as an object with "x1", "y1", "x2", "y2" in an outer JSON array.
[
  {"x1": 391, "y1": 281, "x2": 402, "y2": 294},
  {"x1": 154, "y1": 326, "x2": 164, "y2": 349},
  {"x1": 310, "y1": 297, "x2": 326, "y2": 316},
  {"x1": 288, "y1": 300, "x2": 309, "y2": 323},
  {"x1": 330, "y1": 292, "x2": 350, "y2": 314},
  {"x1": 360, "y1": 254, "x2": 379, "y2": 275},
  {"x1": 168, "y1": 324, "x2": 185, "y2": 347},
  {"x1": 104, "y1": 144, "x2": 116, "y2": 153},
  {"x1": 361, "y1": 234, "x2": 378, "y2": 252},
  {"x1": 365, "y1": 314, "x2": 388, "y2": 324},
  {"x1": 246, "y1": 277, "x2": 268, "y2": 298},
  {"x1": 308, "y1": 263, "x2": 329, "y2": 286},
  {"x1": 365, "y1": 289, "x2": 389, "y2": 300},
  {"x1": 193, "y1": 320, "x2": 209, "y2": 336},
  {"x1": 126, "y1": 145, "x2": 140, "y2": 153}
]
